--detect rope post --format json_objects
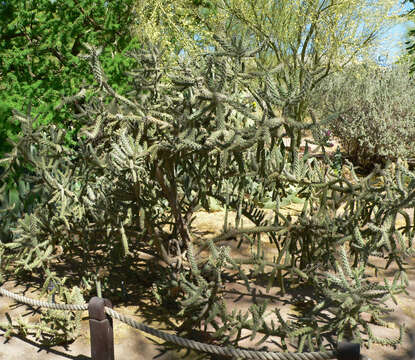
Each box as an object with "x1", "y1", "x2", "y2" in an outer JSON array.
[
  {"x1": 88, "y1": 297, "x2": 115, "y2": 360},
  {"x1": 336, "y1": 342, "x2": 360, "y2": 360}
]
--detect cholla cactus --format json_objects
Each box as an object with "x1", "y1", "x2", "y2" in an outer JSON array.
[{"x1": 0, "y1": 32, "x2": 414, "y2": 354}]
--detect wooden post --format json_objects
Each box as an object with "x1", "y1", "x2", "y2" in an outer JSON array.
[
  {"x1": 337, "y1": 342, "x2": 360, "y2": 360},
  {"x1": 88, "y1": 297, "x2": 115, "y2": 360}
]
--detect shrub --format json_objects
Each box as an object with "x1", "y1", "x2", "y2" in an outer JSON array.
[{"x1": 310, "y1": 61, "x2": 415, "y2": 169}]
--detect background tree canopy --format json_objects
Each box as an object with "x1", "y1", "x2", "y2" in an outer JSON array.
[{"x1": 0, "y1": 0, "x2": 141, "y2": 155}]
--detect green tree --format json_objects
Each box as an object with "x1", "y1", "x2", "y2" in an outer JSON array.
[
  {"x1": 0, "y1": 0, "x2": 143, "y2": 240},
  {"x1": 0, "y1": 0, "x2": 143, "y2": 152}
]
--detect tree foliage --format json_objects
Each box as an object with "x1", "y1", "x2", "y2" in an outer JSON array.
[
  {"x1": 0, "y1": 0, "x2": 143, "y2": 241},
  {"x1": 0, "y1": 0, "x2": 142, "y2": 151}
]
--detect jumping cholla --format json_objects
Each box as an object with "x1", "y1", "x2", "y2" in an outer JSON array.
[{"x1": 0, "y1": 31, "x2": 414, "y2": 354}]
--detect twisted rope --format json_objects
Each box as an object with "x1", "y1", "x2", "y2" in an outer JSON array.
[
  {"x1": 0, "y1": 287, "x2": 88, "y2": 311},
  {"x1": 0, "y1": 286, "x2": 338, "y2": 360},
  {"x1": 105, "y1": 307, "x2": 336, "y2": 360}
]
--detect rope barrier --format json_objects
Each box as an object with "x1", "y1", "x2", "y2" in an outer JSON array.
[
  {"x1": 105, "y1": 306, "x2": 336, "y2": 360},
  {"x1": 0, "y1": 286, "x2": 357, "y2": 360},
  {"x1": 0, "y1": 287, "x2": 88, "y2": 311}
]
